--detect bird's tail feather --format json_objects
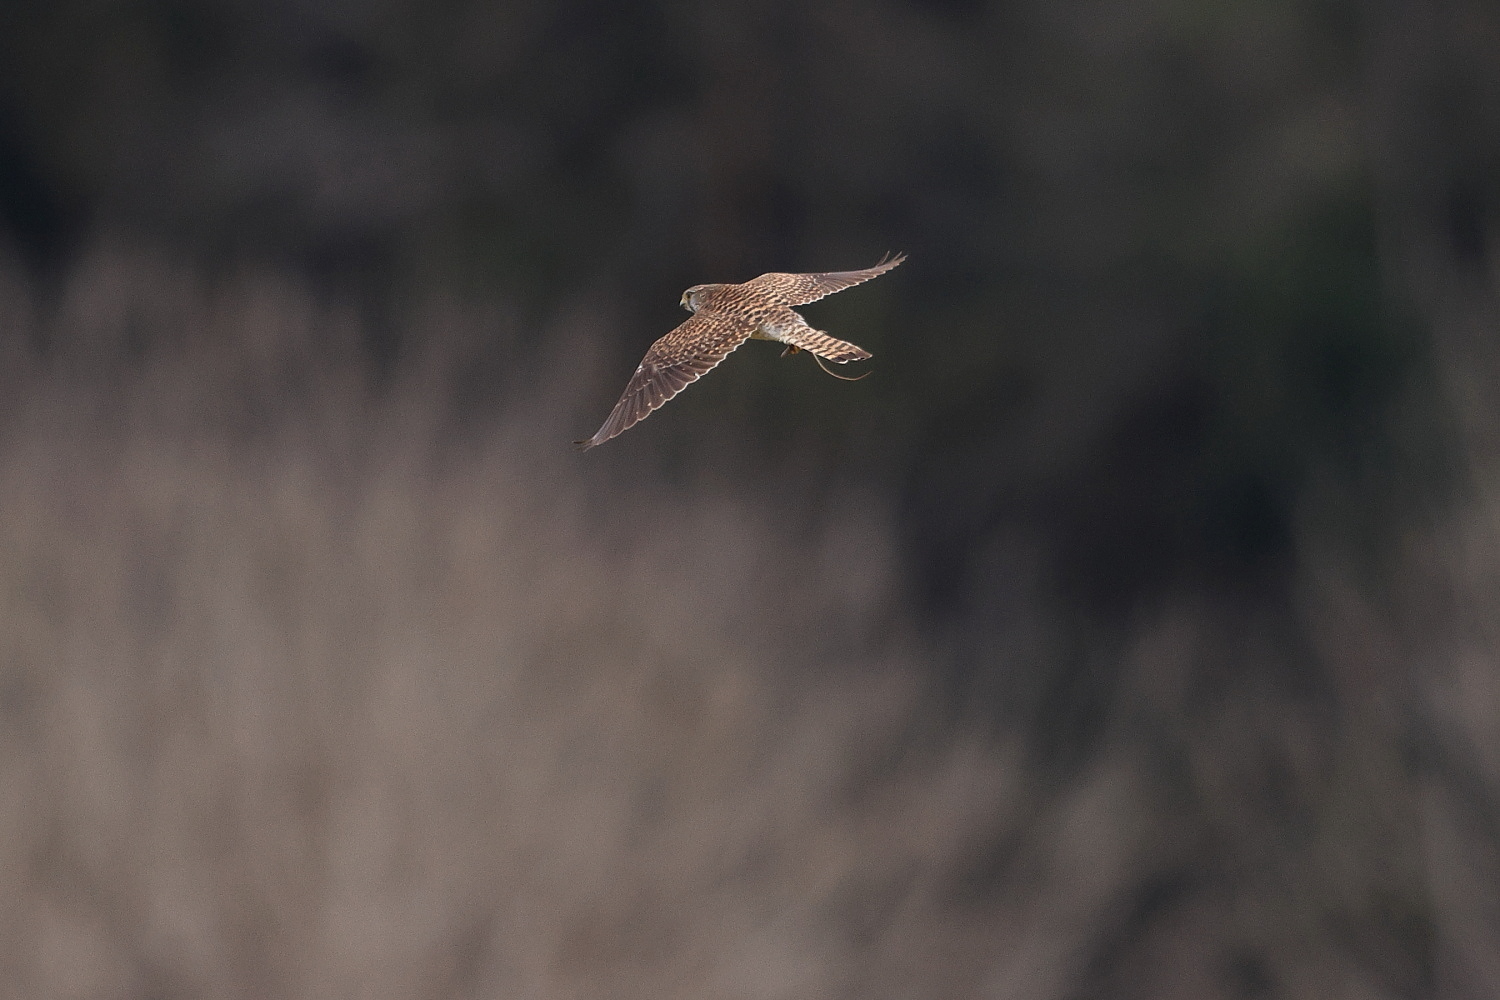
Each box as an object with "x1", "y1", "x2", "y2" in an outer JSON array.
[{"x1": 776, "y1": 327, "x2": 871, "y2": 363}]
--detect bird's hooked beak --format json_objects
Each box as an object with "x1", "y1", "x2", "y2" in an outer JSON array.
[{"x1": 680, "y1": 291, "x2": 692, "y2": 312}]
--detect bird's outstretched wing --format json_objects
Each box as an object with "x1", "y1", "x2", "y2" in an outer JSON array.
[
  {"x1": 754, "y1": 252, "x2": 906, "y2": 306},
  {"x1": 574, "y1": 312, "x2": 756, "y2": 450}
]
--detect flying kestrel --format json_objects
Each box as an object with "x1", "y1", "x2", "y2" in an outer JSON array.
[{"x1": 575, "y1": 253, "x2": 905, "y2": 450}]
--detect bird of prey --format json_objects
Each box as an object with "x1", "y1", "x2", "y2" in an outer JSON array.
[{"x1": 575, "y1": 253, "x2": 904, "y2": 450}]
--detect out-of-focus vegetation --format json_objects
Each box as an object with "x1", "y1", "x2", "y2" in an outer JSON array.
[{"x1": 0, "y1": 0, "x2": 1497, "y2": 997}]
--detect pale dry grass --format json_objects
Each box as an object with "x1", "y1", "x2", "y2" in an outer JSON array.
[
  {"x1": 0, "y1": 240, "x2": 1486, "y2": 998},
  {"x1": 0, "y1": 243, "x2": 1158, "y2": 1000}
]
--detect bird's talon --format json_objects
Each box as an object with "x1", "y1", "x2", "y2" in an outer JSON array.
[{"x1": 813, "y1": 354, "x2": 871, "y2": 381}]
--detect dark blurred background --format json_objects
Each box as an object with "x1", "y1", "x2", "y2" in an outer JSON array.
[{"x1": 1, "y1": 1, "x2": 1497, "y2": 997}]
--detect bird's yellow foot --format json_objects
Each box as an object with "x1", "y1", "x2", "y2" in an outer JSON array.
[{"x1": 780, "y1": 345, "x2": 802, "y2": 357}]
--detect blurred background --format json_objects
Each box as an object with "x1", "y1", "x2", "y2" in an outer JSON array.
[{"x1": 0, "y1": 1, "x2": 1497, "y2": 997}]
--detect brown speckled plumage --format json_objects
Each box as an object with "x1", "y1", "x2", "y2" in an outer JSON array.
[{"x1": 575, "y1": 253, "x2": 904, "y2": 450}]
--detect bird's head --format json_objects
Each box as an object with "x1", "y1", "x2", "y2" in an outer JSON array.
[{"x1": 680, "y1": 284, "x2": 717, "y2": 313}]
